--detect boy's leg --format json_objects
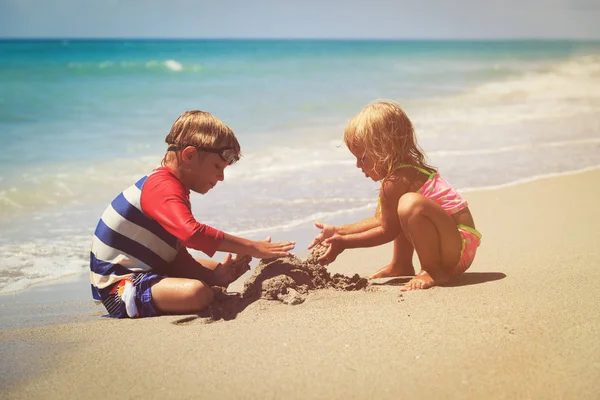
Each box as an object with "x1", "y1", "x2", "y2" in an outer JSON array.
[
  {"x1": 158, "y1": 249, "x2": 218, "y2": 284},
  {"x1": 158, "y1": 249, "x2": 250, "y2": 287},
  {"x1": 370, "y1": 230, "x2": 415, "y2": 278},
  {"x1": 151, "y1": 277, "x2": 214, "y2": 315},
  {"x1": 149, "y1": 250, "x2": 252, "y2": 315},
  {"x1": 396, "y1": 193, "x2": 462, "y2": 291}
]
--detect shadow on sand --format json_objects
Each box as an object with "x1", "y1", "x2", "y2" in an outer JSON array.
[
  {"x1": 171, "y1": 291, "x2": 261, "y2": 325},
  {"x1": 171, "y1": 263, "x2": 506, "y2": 325},
  {"x1": 172, "y1": 255, "x2": 369, "y2": 324},
  {"x1": 370, "y1": 271, "x2": 506, "y2": 288}
]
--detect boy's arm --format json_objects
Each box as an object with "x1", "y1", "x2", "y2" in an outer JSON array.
[
  {"x1": 217, "y1": 233, "x2": 294, "y2": 259},
  {"x1": 142, "y1": 170, "x2": 294, "y2": 259},
  {"x1": 141, "y1": 172, "x2": 224, "y2": 257}
]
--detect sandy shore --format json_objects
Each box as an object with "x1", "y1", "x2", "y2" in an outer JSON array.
[{"x1": 1, "y1": 168, "x2": 599, "y2": 399}]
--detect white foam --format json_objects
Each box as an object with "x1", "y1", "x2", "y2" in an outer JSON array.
[
  {"x1": 413, "y1": 55, "x2": 600, "y2": 135},
  {"x1": 429, "y1": 137, "x2": 600, "y2": 157},
  {"x1": 0, "y1": 236, "x2": 90, "y2": 295},
  {"x1": 458, "y1": 165, "x2": 600, "y2": 193},
  {"x1": 164, "y1": 60, "x2": 183, "y2": 71},
  {"x1": 229, "y1": 202, "x2": 377, "y2": 237},
  {"x1": 0, "y1": 191, "x2": 24, "y2": 209},
  {"x1": 67, "y1": 59, "x2": 185, "y2": 72},
  {"x1": 0, "y1": 156, "x2": 159, "y2": 221},
  {"x1": 266, "y1": 197, "x2": 374, "y2": 206}
]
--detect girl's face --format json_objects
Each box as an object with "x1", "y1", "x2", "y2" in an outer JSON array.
[{"x1": 349, "y1": 144, "x2": 383, "y2": 182}]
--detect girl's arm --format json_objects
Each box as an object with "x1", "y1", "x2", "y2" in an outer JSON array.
[
  {"x1": 308, "y1": 205, "x2": 382, "y2": 249},
  {"x1": 320, "y1": 179, "x2": 406, "y2": 261},
  {"x1": 338, "y1": 225, "x2": 396, "y2": 249},
  {"x1": 336, "y1": 204, "x2": 382, "y2": 235}
]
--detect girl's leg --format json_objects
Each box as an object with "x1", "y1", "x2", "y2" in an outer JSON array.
[
  {"x1": 397, "y1": 193, "x2": 462, "y2": 291},
  {"x1": 370, "y1": 230, "x2": 416, "y2": 278}
]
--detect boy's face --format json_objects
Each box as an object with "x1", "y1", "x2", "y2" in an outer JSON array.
[{"x1": 182, "y1": 147, "x2": 229, "y2": 194}]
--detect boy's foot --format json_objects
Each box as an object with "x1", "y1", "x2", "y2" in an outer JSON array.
[
  {"x1": 370, "y1": 263, "x2": 415, "y2": 279},
  {"x1": 400, "y1": 270, "x2": 449, "y2": 291}
]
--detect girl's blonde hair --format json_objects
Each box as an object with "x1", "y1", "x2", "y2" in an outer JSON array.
[
  {"x1": 343, "y1": 100, "x2": 435, "y2": 178},
  {"x1": 162, "y1": 110, "x2": 241, "y2": 166}
]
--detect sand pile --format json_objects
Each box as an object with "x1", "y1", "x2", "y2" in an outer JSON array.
[
  {"x1": 243, "y1": 254, "x2": 369, "y2": 304},
  {"x1": 198, "y1": 254, "x2": 369, "y2": 322}
]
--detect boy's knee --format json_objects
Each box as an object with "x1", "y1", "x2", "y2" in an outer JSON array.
[{"x1": 186, "y1": 281, "x2": 214, "y2": 310}]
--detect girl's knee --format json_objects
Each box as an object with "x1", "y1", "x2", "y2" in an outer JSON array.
[{"x1": 397, "y1": 193, "x2": 426, "y2": 221}]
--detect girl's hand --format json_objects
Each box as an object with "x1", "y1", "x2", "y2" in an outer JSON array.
[
  {"x1": 308, "y1": 221, "x2": 337, "y2": 250},
  {"x1": 252, "y1": 236, "x2": 295, "y2": 259},
  {"x1": 318, "y1": 235, "x2": 345, "y2": 264}
]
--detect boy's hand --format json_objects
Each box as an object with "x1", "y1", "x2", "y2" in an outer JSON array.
[
  {"x1": 252, "y1": 236, "x2": 295, "y2": 259},
  {"x1": 308, "y1": 221, "x2": 337, "y2": 250},
  {"x1": 318, "y1": 235, "x2": 345, "y2": 264},
  {"x1": 214, "y1": 253, "x2": 252, "y2": 287}
]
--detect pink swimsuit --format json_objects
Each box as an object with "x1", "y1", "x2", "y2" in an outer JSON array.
[
  {"x1": 417, "y1": 172, "x2": 468, "y2": 215},
  {"x1": 398, "y1": 165, "x2": 482, "y2": 274}
]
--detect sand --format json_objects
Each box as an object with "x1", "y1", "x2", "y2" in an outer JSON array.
[
  {"x1": 193, "y1": 254, "x2": 369, "y2": 321},
  {"x1": 1, "y1": 168, "x2": 599, "y2": 399}
]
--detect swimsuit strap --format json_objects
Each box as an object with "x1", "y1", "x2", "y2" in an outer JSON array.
[
  {"x1": 395, "y1": 164, "x2": 436, "y2": 178},
  {"x1": 378, "y1": 164, "x2": 436, "y2": 203}
]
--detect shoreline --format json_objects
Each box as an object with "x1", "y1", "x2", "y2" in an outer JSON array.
[
  {"x1": 1, "y1": 163, "x2": 599, "y2": 303},
  {"x1": 1, "y1": 164, "x2": 600, "y2": 327},
  {"x1": 1, "y1": 167, "x2": 599, "y2": 398},
  {"x1": 457, "y1": 164, "x2": 600, "y2": 193}
]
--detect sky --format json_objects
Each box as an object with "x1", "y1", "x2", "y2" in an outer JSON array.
[{"x1": 1, "y1": 0, "x2": 599, "y2": 40}]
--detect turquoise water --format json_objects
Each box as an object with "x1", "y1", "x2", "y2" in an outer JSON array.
[{"x1": 1, "y1": 39, "x2": 600, "y2": 293}]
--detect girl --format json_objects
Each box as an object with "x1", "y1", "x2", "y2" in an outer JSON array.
[
  {"x1": 309, "y1": 101, "x2": 481, "y2": 291},
  {"x1": 90, "y1": 110, "x2": 295, "y2": 318}
]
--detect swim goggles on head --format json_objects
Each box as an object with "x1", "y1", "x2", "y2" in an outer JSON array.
[{"x1": 167, "y1": 144, "x2": 240, "y2": 164}]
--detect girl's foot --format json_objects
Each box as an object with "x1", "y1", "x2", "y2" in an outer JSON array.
[
  {"x1": 400, "y1": 269, "x2": 449, "y2": 291},
  {"x1": 370, "y1": 263, "x2": 415, "y2": 279}
]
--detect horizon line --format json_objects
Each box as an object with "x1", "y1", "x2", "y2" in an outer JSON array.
[{"x1": 1, "y1": 36, "x2": 599, "y2": 42}]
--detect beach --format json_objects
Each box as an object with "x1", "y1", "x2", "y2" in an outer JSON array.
[
  {"x1": 2, "y1": 39, "x2": 600, "y2": 295},
  {"x1": 1, "y1": 168, "x2": 599, "y2": 399}
]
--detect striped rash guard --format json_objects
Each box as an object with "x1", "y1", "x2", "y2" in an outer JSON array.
[{"x1": 90, "y1": 167, "x2": 224, "y2": 302}]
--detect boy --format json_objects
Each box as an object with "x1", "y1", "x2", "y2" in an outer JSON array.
[{"x1": 90, "y1": 110, "x2": 295, "y2": 318}]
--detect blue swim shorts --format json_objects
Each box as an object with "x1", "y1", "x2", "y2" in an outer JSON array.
[{"x1": 101, "y1": 272, "x2": 164, "y2": 318}]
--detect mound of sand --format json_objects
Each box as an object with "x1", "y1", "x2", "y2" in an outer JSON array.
[
  {"x1": 200, "y1": 254, "x2": 369, "y2": 321},
  {"x1": 243, "y1": 255, "x2": 369, "y2": 304}
]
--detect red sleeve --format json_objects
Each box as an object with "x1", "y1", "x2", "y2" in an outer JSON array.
[{"x1": 140, "y1": 167, "x2": 224, "y2": 257}]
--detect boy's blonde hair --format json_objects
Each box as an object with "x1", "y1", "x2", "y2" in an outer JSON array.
[
  {"x1": 343, "y1": 100, "x2": 434, "y2": 178},
  {"x1": 162, "y1": 110, "x2": 241, "y2": 165}
]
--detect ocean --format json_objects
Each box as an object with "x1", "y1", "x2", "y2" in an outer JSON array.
[{"x1": 1, "y1": 39, "x2": 599, "y2": 295}]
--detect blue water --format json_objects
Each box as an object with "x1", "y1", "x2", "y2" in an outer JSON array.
[{"x1": 1, "y1": 39, "x2": 600, "y2": 294}]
